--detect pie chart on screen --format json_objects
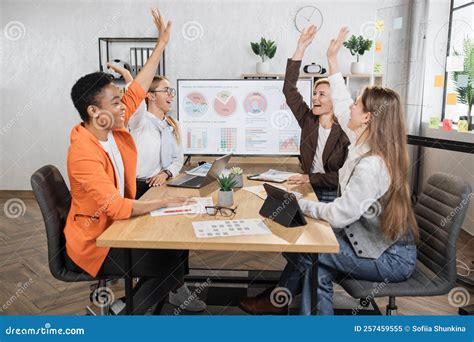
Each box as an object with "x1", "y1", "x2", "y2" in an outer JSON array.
[
  {"x1": 184, "y1": 92, "x2": 208, "y2": 117},
  {"x1": 214, "y1": 91, "x2": 237, "y2": 117},
  {"x1": 244, "y1": 92, "x2": 267, "y2": 117}
]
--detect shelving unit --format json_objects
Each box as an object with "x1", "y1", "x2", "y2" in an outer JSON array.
[
  {"x1": 98, "y1": 37, "x2": 165, "y2": 80},
  {"x1": 242, "y1": 73, "x2": 383, "y2": 96}
]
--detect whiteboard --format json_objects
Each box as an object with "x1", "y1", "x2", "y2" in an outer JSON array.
[{"x1": 177, "y1": 79, "x2": 313, "y2": 156}]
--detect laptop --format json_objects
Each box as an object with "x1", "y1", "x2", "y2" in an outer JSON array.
[{"x1": 167, "y1": 154, "x2": 232, "y2": 189}]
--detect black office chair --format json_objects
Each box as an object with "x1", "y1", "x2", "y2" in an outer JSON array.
[
  {"x1": 31, "y1": 165, "x2": 118, "y2": 315},
  {"x1": 338, "y1": 173, "x2": 472, "y2": 315}
]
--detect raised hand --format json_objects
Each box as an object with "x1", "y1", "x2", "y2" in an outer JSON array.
[
  {"x1": 298, "y1": 25, "x2": 317, "y2": 50},
  {"x1": 327, "y1": 27, "x2": 349, "y2": 61},
  {"x1": 292, "y1": 25, "x2": 317, "y2": 60},
  {"x1": 107, "y1": 62, "x2": 133, "y2": 83},
  {"x1": 151, "y1": 8, "x2": 172, "y2": 46}
]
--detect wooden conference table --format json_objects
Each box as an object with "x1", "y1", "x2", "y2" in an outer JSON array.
[{"x1": 97, "y1": 173, "x2": 340, "y2": 315}]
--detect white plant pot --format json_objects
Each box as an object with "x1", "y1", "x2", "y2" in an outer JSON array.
[
  {"x1": 351, "y1": 62, "x2": 366, "y2": 75},
  {"x1": 256, "y1": 61, "x2": 270, "y2": 74},
  {"x1": 217, "y1": 190, "x2": 234, "y2": 207}
]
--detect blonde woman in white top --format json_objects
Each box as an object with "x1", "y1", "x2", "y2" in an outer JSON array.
[{"x1": 128, "y1": 76, "x2": 184, "y2": 197}]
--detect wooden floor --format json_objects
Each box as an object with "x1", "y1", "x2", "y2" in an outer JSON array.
[{"x1": 0, "y1": 192, "x2": 472, "y2": 316}]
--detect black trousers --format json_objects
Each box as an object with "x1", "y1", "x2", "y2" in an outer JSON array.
[
  {"x1": 135, "y1": 178, "x2": 190, "y2": 275},
  {"x1": 136, "y1": 178, "x2": 150, "y2": 199},
  {"x1": 65, "y1": 248, "x2": 186, "y2": 315}
]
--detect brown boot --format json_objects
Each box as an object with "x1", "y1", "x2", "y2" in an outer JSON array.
[{"x1": 239, "y1": 287, "x2": 289, "y2": 315}]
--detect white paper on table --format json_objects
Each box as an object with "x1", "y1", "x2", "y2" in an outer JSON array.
[
  {"x1": 243, "y1": 185, "x2": 268, "y2": 199},
  {"x1": 192, "y1": 219, "x2": 271, "y2": 238},
  {"x1": 242, "y1": 185, "x2": 302, "y2": 200},
  {"x1": 185, "y1": 163, "x2": 212, "y2": 177},
  {"x1": 251, "y1": 169, "x2": 299, "y2": 182},
  {"x1": 150, "y1": 197, "x2": 213, "y2": 217}
]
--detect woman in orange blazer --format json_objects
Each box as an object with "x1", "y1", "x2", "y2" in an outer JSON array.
[{"x1": 64, "y1": 9, "x2": 191, "y2": 315}]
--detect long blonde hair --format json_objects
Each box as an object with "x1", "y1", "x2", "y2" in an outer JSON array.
[
  {"x1": 146, "y1": 76, "x2": 180, "y2": 144},
  {"x1": 360, "y1": 86, "x2": 418, "y2": 241}
]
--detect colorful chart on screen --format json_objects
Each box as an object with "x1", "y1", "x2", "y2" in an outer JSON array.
[
  {"x1": 178, "y1": 79, "x2": 312, "y2": 156},
  {"x1": 243, "y1": 92, "x2": 267, "y2": 117},
  {"x1": 184, "y1": 92, "x2": 208, "y2": 117},
  {"x1": 214, "y1": 91, "x2": 237, "y2": 117}
]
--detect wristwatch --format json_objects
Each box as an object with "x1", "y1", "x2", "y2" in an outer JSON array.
[{"x1": 163, "y1": 170, "x2": 172, "y2": 179}]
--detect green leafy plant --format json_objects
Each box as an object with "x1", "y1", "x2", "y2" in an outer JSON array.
[
  {"x1": 452, "y1": 37, "x2": 473, "y2": 119},
  {"x1": 217, "y1": 174, "x2": 237, "y2": 192},
  {"x1": 251, "y1": 37, "x2": 277, "y2": 62},
  {"x1": 343, "y1": 35, "x2": 373, "y2": 62},
  {"x1": 230, "y1": 167, "x2": 243, "y2": 175}
]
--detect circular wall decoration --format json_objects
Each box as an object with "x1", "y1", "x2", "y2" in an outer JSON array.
[{"x1": 294, "y1": 6, "x2": 323, "y2": 33}]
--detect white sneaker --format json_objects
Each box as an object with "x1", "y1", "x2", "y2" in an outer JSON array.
[{"x1": 169, "y1": 285, "x2": 207, "y2": 312}]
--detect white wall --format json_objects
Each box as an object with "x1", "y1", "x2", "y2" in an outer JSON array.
[{"x1": 1, "y1": 0, "x2": 378, "y2": 190}]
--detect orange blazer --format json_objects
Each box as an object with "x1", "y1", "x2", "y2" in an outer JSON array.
[{"x1": 65, "y1": 81, "x2": 145, "y2": 277}]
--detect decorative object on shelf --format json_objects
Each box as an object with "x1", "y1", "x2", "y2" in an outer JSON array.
[
  {"x1": 429, "y1": 117, "x2": 440, "y2": 129},
  {"x1": 458, "y1": 116, "x2": 469, "y2": 132},
  {"x1": 451, "y1": 37, "x2": 473, "y2": 130},
  {"x1": 343, "y1": 35, "x2": 373, "y2": 75},
  {"x1": 216, "y1": 174, "x2": 237, "y2": 207},
  {"x1": 230, "y1": 167, "x2": 243, "y2": 188},
  {"x1": 303, "y1": 63, "x2": 327, "y2": 74},
  {"x1": 442, "y1": 118, "x2": 453, "y2": 132},
  {"x1": 250, "y1": 37, "x2": 277, "y2": 74},
  {"x1": 294, "y1": 6, "x2": 323, "y2": 33},
  {"x1": 98, "y1": 37, "x2": 165, "y2": 79}
]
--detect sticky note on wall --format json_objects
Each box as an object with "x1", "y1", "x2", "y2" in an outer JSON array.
[
  {"x1": 373, "y1": 63, "x2": 381, "y2": 73},
  {"x1": 375, "y1": 41, "x2": 382, "y2": 53},
  {"x1": 393, "y1": 17, "x2": 403, "y2": 30},
  {"x1": 446, "y1": 92, "x2": 457, "y2": 105},
  {"x1": 434, "y1": 75, "x2": 444, "y2": 87},
  {"x1": 375, "y1": 20, "x2": 384, "y2": 32},
  {"x1": 429, "y1": 117, "x2": 440, "y2": 129}
]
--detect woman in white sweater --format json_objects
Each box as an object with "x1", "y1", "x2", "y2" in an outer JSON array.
[
  {"x1": 241, "y1": 27, "x2": 419, "y2": 315},
  {"x1": 289, "y1": 27, "x2": 419, "y2": 315}
]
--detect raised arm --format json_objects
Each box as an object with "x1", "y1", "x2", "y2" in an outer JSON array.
[
  {"x1": 121, "y1": 8, "x2": 171, "y2": 124},
  {"x1": 326, "y1": 27, "x2": 356, "y2": 142},
  {"x1": 107, "y1": 62, "x2": 134, "y2": 84},
  {"x1": 134, "y1": 8, "x2": 171, "y2": 92},
  {"x1": 283, "y1": 25, "x2": 317, "y2": 127}
]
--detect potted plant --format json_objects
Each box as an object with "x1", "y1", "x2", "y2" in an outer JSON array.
[
  {"x1": 216, "y1": 174, "x2": 237, "y2": 207},
  {"x1": 452, "y1": 37, "x2": 473, "y2": 130},
  {"x1": 251, "y1": 37, "x2": 277, "y2": 74},
  {"x1": 343, "y1": 35, "x2": 373, "y2": 74},
  {"x1": 230, "y1": 167, "x2": 243, "y2": 188}
]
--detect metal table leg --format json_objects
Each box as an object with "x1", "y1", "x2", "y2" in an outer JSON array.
[
  {"x1": 124, "y1": 248, "x2": 133, "y2": 315},
  {"x1": 311, "y1": 253, "x2": 319, "y2": 315}
]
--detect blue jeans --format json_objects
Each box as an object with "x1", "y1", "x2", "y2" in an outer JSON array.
[{"x1": 279, "y1": 234, "x2": 417, "y2": 315}]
